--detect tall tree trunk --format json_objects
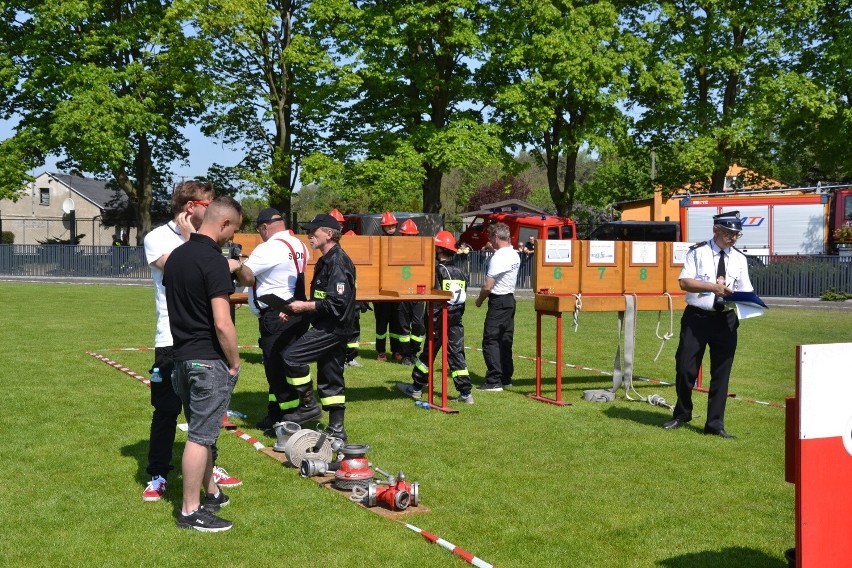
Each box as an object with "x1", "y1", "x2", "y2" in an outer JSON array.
[{"x1": 422, "y1": 165, "x2": 442, "y2": 213}]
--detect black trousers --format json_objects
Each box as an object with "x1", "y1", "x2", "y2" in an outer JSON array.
[
  {"x1": 258, "y1": 310, "x2": 309, "y2": 412},
  {"x1": 374, "y1": 302, "x2": 402, "y2": 354},
  {"x1": 482, "y1": 293, "x2": 516, "y2": 386},
  {"x1": 147, "y1": 346, "x2": 218, "y2": 478},
  {"x1": 283, "y1": 327, "x2": 347, "y2": 409},
  {"x1": 398, "y1": 301, "x2": 426, "y2": 357},
  {"x1": 673, "y1": 306, "x2": 739, "y2": 431},
  {"x1": 411, "y1": 309, "x2": 470, "y2": 394},
  {"x1": 346, "y1": 310, "x2": 361, "y2": 362}
]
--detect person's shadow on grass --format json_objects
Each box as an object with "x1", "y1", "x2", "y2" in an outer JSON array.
[
  {"x1": 120, "y1": 439, "x2": 185, "y2": 512},
  {"x1": 658, "y1": 547, "x2": 787, "y2": 568}
]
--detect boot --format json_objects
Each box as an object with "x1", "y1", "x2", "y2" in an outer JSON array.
[
  {"x1": 255, "y1": 402, "x2": 283, "y2": 430},
  {"x1": 280, "y1": 386, "x2": 322, "y2": 425},
  {"x1": 324, "y1": 407, "x2": 347, "y2": 443}
]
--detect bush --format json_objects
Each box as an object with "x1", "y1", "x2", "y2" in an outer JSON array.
[
  {"x1": 1, "y1": 231, "x2": 13, "y2": 244},
  {"x1": 820, "y1": 289, "x2": 852, "y2": 301}
]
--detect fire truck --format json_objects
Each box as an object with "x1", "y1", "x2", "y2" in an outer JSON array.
[
  {"x1": 679, "y1": 184, "x2": 852, "y2": 256},
  {"x1": 458, "y1": 211, "x2": 577, "y2": 251}
]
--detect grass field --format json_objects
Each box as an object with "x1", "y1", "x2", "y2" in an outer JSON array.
[{"x1": 2, "y1": 281, "x2": 850, "y2": 567}]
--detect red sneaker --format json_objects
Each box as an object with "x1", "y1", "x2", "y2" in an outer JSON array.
[
  {"x1": 212, "y1": 466, "x2": 242, "y2": 487},
  {"x1": 392, "y1": 352, "x2": 404, "y2": 363},
  {"x1": 142, "y1": 476, "x2": 167, "y2": 502},
  {"x1": 376, "y1": 353, "x2": 388, "y2": 362}
]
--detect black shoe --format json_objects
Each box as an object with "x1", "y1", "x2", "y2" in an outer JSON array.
[
  {"x1": 477, "y1": 383, "x2": 503, "y2": 392},
  {"x1": 280, "y1": 404, "x2": 322, "y2": 425},
  {"x1": 202, "y1": 490, "x2": 230, "y2": 513},
  {"x1": 255, "y1": 413, "x2": 282, "y2": 430},
  {"x1": 704, "y1": 427, "x2": 736, "y2": 439},
  {"x1": 324, "y1": 426, "x2": 348, "y2": 443},
  {"x1": 401, "y1": 356, "x2": 415, "y2": 366},
  {"x1": 176, "y1": 507, "x2": 233, "y2": 532},
  {"x1": 662, "y1": 418, "x2": 689, "y2": 430}
]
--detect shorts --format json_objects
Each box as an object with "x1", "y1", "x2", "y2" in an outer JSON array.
[{"x1": 171, "y1": 359, "x2": 238, "y2": 446}]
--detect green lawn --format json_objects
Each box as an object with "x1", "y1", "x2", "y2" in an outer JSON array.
[{"x1": 2, "y1": 281, "x2": 849, "y2": 567}]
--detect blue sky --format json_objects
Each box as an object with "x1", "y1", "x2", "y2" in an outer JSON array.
[{"x1": 0, "y1": 119, "x2": 239, "y2": 186}]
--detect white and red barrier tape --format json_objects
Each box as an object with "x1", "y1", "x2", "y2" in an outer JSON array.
[{"x1": 403, "y1": 523, "x2": 495, "y2": 568}]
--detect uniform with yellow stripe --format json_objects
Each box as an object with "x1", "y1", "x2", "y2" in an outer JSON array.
[{"x1": 280, "y1": 237, "x2": 357, "y2": 432}]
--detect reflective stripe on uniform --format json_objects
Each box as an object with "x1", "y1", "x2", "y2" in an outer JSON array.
[
  {"x1": 313, "y1": 290, "x2": 327, "y2": 299},
  {"x1": 287, "y1": 373, "x2": 312, "y2": 386},
  {"x1": 399, "y1": 335, "x2": 411, "y2": 343},
  {"x1": 410, "y1": 334, "x2": 424, "y2": 344},
  {"x1": 388, "y1": 332, "x2": 402, "y2": 340},
  {"x1": 376, "y1": 331, "x2": 388, "y2": 339},
  {"x1": 451, "y1": 369, "x2": 470, "y2": 378},
  {"x1": 319, "y1": 394, "x2": 345, "y2": 406},
  {"x1": 268, "y1": 393, "x2": 277, "y2": 403},
  {"x1": 277, "y1": 399, "x2": 300, "y2": 411},
  {"x1": 414, "y1": 359, "x2": 428, "y2": 374},
  {"x1": 346, "y1": 341, "x2": 359, "y2": 349}
]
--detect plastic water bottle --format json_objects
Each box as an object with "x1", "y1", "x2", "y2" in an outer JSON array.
[
  {"x1": 416, "y1": 401, "x2": 430, "y2": 410},
  {"x1": 150, "y1": 367, "x2": 162, "y2": 383}
]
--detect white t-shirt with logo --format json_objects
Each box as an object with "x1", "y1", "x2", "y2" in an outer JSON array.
[
  {"x1": 486, "y1": 246, "x2": 521, "y2": 296},
  {"x1": 244, "y1": 230, "x2": 309, "y2": 315},
  {"x1": 144, "y1": 221, "x2": 185, "y2": 347}
]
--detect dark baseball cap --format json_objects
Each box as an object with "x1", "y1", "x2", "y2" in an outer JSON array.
[
  {"x1": 256, "y1": 208, "x2": 283, "y2": 227},
  {"x1": 301, "y1": 213, "x2": 341, "y2": 232}
]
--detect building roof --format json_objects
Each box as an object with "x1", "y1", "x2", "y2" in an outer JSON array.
[
  {"x1": 45, "y1": 172, "x2": 128, "y2": 211},
  {"x1": 463, "y1": 199, "x2": 547, "y2": 217}
]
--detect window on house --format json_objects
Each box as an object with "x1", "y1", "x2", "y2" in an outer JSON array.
[{"x1": 39, "y1": 188, "x2": 50, "y2": 206}]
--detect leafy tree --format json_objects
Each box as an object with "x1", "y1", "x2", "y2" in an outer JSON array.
[
  {"x1": 626, "y1": 0, "x2": 828, "y2": 193},
  {"x1": 308, "y1": 0, "x2": 505, "y2": 213},
  {"x1": 480, "y1": 0, "x2": 637, "y2": 217},
  {"x1": 0, "y1": 0, "x2": 208, "y2": 242},
  {"x1": 182, "y1": 0, "x2": 351, "y2": 223},
  {"x1": 466, "y1": 176, "x2": 532, "y2": 211}
]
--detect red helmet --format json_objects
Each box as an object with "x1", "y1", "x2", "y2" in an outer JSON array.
[
  {"x1": 434, "y1": 230, "x2": 457, "y2": 253},
  {"x1": 329, "y1": 208, "x2": 345, "y2": 223},
  {"x1": 343, "y1": 229, "x2": 356, "y2": 236},
  {"x1": 399, "y1": 219, "x2": 419, "y2": 235},
  {"x1": 380, "y1": 211, "x2": 398, "y2": 226}
]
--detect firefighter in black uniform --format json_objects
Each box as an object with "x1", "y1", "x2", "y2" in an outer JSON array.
[
  {"x1": 374, "y1": 211, "x2": 404, "y2": 361},
  {"x1": 397, "y1": 231, "x2": 473, "y2": 404},
  {"x1": 397, "y1": 219, "x2": 426, "y2": 365},
  {"x1": 279, "y1": 213, "x2": 357, "y2": 441}
]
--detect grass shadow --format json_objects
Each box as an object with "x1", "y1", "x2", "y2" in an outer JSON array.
[
  {"x1": 658, "y1": 546, "x2": 787, "y2": 568},
  {"x1": 602, "y1": 405, "x2": 678, "y2": 428}
]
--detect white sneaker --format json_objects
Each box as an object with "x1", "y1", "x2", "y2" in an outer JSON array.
[
  {"x1": 142, "y1": 475, "x2": 167, "y2": 502},
  {"x1": 453, "y1": 393, "x2": 474, "y2": 405}
]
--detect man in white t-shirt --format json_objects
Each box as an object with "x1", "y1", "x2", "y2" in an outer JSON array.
[
  {"x1": 474, "y1": 222, "x2": 520, "y2": 391},
  {"x1": 232, "y1": 208, "x2": 311, "y2": 430},
  {"x1": 140, "y1": 180, "x2": 241, "y2": 502}
]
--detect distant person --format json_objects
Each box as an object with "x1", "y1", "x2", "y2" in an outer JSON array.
[
  {"x1": 141, "y1": 181, "x2": 241, "y2": 505},
  {"x1": 397, "y1": 231, "x2": 472, "y2": 403},
  {"x1": 279, "y1": 214, "x2": 357, "y2": 441},
  {"x1": 523, "y1": 235, "x2": 535, "y2": 256},
  {"x1": 164, "y1": 196, "x2": 243, "y2": 532},
  {"x1": 232, "y1": 208, "x2": 310, "y2": 432},
  {"x1": 474, "y1": 222, "x2": 520, "y2": 391},
  {"x1": 662, "y1": 211, "x2": 754, "y2": 440},
  {"x1": 374, "y1": 211, "x2": 403, "y2": 361},
  {"x1": 396, "y1": 219, "x2": 425, "y2": 365}
]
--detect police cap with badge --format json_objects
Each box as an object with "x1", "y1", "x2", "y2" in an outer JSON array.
[{"x1": 713, "y1": 210, "x2": 743, "y2": 232}]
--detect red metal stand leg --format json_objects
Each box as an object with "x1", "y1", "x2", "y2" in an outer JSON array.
[
  {"x1": 528, "y1": 310, "x2": 570, "y2": 407},
  {"x1": 426, "y1": 303, "x2": 457, "y2": 414}
]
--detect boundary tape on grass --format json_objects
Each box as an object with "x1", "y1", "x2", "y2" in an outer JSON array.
[{"x1": 87, "y1": 350, "x2": 496, "y2": 566}]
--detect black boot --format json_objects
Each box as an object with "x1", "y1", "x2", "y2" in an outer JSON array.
[
  {"x1": 324, "y1": 407, "x2": 347, "y2": 443},
  {"x1": 255, "y1": 401, "x2": 283, "y2": 430},
  {"x1": 280, "y1": 387, "x2": 322, "y2": 425}
]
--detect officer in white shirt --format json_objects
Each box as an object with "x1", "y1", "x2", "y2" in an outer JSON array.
[
  {"x1": 232, "y1": 208, "x2": 310, "y2": 431},
  {"x1": 663, "y1": 211, "x2": 754, "y2": 439},
  {"x1": 474, "y1": 222, "x2": 521, "y2": 391}
]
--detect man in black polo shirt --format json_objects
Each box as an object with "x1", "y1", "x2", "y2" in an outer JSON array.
[{"x1": 164, "y1": 196, "x2": 243, "y2": 532}]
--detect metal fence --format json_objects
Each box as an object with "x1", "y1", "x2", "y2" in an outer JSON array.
[
  {"x1": 0, "y1": 244, "x2": 148, "y2": 279},
  {"x1": 1, "y1": 245, "x2": 850, "y2": 297}
]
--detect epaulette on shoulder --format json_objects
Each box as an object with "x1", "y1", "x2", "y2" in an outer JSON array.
[{"x1": 688, "y1": 241, "x2": 709, "y2": 250}]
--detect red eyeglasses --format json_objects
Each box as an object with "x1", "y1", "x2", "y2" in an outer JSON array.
[{"x1": 190, "y1": 200, "x2": 211, "y2": 207}]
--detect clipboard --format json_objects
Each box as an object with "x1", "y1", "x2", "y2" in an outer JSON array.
[{"x1": 257, "y1": 293, "x2": 295, "y2": 313}]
